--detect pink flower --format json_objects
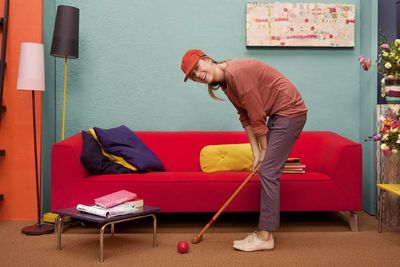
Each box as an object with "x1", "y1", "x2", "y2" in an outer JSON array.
[
  {"x1": 373, "y1": 134, "x2": 381, "y2": 142},
  {"x1": 358, "y1": 55, "x2": 371, "y2": 71},
  {"x1": 358, "y1": 55, "x2": 366, "y2": 64},
  {"x1": 379, "y1": 43, "x2": 390, "y2": 50}
]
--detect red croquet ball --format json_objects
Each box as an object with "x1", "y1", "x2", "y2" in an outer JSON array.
[{"x1": 177, "y1": 240, "x2": 189, "y2": 253}]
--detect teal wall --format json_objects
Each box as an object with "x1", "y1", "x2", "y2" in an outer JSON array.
[
  {"x1": 43, "y1": 0, "x2": 56, "y2": 214},
  {"x1": 43, "y1": 0, "x2": 378, "y2": 214},
  {"x1": 359, "y1": 0, "x2": 378, "y2": 215}
]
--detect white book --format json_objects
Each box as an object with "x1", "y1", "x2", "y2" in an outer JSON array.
[{"x1": 76, "y1": 203, "x2": 137, "y2": 218}]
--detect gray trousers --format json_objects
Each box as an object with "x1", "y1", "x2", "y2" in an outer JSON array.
[{"x1": 258, "y1": 114, "x2": 307, "y2": 231}]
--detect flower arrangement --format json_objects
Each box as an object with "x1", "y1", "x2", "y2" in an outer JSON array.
[
  {"x1": 371, "y1": 107, "x2": 400, "y2": 156},
  {"x1": 359, "y1": 36, "x2": 400, "y2": 102},
  {"x1": 359, "y1": 39, "x2": 400, "y2": 77}
]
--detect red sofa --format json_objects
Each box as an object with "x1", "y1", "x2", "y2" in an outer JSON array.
[{"x1": 51, "y1": 131, "x2": 362, "y2": 230}]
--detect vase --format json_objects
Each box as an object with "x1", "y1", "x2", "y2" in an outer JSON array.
[{"x1": 382, "y1": 76, "x2": 400, "y2": 104}]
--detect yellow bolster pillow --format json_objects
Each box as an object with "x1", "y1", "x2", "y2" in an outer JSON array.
[{"x1": 200, "y1": 143, "x2": 253, "y2": 173}]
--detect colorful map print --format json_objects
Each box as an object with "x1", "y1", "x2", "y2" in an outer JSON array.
[{"x1": 246, "y1": 2, "x2": 355, "y2": 47}]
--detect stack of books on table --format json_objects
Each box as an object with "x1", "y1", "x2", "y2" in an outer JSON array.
[
  {"x1": 282, "y1": 158, "x2": 305, "y2": 174},
  {"x1": 76, "y1": 190, "x2": 144, "y2": 218}
]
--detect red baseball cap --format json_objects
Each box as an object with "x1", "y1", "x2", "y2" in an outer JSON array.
[{"x1": 181, "y1": 49, "x2": 207, "y2": 82}]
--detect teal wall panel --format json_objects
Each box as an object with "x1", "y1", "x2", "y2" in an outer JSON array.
[
  {"x1": 42, "y1": 0, "x2": 56, "y2": 213},
  {"x1": 359, "y1": 0, "x2": 378, "y2": 215}
]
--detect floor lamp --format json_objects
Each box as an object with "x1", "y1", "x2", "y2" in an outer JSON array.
[
  {"x1": 50, "y1": 5, "x2": 79, "y2": 140},
  {"x1": 17, "y1": 43, "x2": 53, "y2": 235}
]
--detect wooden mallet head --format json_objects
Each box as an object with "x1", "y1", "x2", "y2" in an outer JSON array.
[{"x1": 191, "y1": 235, "x2": 203, "y2": 244}]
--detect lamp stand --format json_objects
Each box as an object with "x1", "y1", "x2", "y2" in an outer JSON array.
[
  {"x1": 21, "y1": 91, "x2": 53, "y2": 235},
  {"x1": 61, "y1": 57, "x2": 68, "y2": 140}
]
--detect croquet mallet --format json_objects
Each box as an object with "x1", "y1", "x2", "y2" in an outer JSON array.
[{"x1": 191, "y1": 164, "x2": 260, "y2": 244}]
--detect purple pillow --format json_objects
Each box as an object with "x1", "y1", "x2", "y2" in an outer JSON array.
[
  {"x1": 93, "y1": 125, "x2": 165, "y2": 172},
  {"x1": 80, "y1": 131, "x2": 133, "y2": 175}
]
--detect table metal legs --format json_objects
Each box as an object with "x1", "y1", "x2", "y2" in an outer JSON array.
[
  {"x1": 152, "y1": 214, "x2": 157, "y2": 247},
  {"x1": 99, "y1": 214, "x2": 158, "y2": 262},
  {"x1": 55, "y1": 215, "x2": 64, "y2": 251},
  {"x1": 111, "y1": 223, "x2": 115, "y2": 237},
  {"x1": 55, "y1": 213, "x2": 158, "y2": 263}
]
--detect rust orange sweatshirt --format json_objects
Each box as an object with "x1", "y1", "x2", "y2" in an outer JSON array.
[{"x1": 221, "y1": 58, "x2": 307, "y2": 137}]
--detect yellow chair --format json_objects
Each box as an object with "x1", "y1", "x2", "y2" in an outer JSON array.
[{"x1": 376, "y1": 184, "x2": 400, "y2": 232}]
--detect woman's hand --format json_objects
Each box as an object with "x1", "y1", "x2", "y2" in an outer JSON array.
[
  {"x1": 259, "y1": 148, "x2": 266, "y2": 162},
  {"x1": 252, "y1": 154, "x2": 260, "y2": 173},
  {"x1": 244, "y1": 126, "x2": 267, "y2": 174},
  {"x1": 253, "y1": 148, "x2": 266, "y2": 173}
]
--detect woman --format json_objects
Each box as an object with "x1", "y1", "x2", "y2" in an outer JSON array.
[{"x1": 181, "y1": 49, "x2": 307, "y2": 252}]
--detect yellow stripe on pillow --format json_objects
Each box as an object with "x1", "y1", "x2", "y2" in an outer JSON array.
[
  {"x1": 200, "y1": 143, "x2": 253, "y2": 173},
  {"x1": 88, "y1": 128, "x2": 137, "y2": 171}
]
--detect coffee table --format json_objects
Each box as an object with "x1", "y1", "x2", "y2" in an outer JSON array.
[{"x1": 53, "y1": 205, "x2": 160, "y2": 262}]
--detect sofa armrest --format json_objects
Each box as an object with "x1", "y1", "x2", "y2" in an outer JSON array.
[
  {"x1": 295, "y1": 132, "x2": 361, "y2": 178},
  {"x1": 307, "y1": 132, "x2": 362, "y2": 210},
  {"x1": 290, "y1": 132, "x2": 362, "y2": 210},
  {"x1": 330, "y1": 143, "x2": 362, "y2": 210},
  {"x1": 51, "y1": 133, "x2": 87, "y2": 210},
  {"x1": 323, "y1": 134, "x2": 361, "y2": 177}
]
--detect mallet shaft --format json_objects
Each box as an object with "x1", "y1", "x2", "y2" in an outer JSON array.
[{"x1": 191, "y1": 165, "x2": 259, "y2": 244}]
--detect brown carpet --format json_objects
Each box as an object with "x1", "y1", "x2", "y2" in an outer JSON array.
[{"x1": 0, "y1": 211, "x2": 399, "y2": 266}]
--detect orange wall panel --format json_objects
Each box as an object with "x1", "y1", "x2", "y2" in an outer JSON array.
[{"x1": 0, "y1": 0, "x2": 42, "y2": 220}]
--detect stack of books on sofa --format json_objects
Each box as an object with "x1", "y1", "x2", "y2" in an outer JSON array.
[
  {"x1": 282, "y1": 158, "x2": 305, "y2": 174},
  {"x1": 76, "y1": 190, "x2": 144, "y2": 218}
]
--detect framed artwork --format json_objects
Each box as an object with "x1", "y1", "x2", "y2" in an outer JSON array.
[{"x1": 246, "y1": 2, "x2": 355, "y2": 47}]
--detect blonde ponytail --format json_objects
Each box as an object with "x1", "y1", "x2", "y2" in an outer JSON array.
[
  {"x1": 201, "y1": 56, "x2": 226, "y2": 101},
  {"x1": 208, "y1": 83, "x2": 224, "y2": 101}
]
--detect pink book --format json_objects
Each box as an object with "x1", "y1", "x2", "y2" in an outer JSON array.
[{"x1": 94, "y1": 190, "x2": 137, "y2": 208}]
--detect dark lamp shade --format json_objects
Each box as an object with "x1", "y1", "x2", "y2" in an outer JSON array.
[{"x1": 50, "y1": 5, "x2": 79, "y2": 59}]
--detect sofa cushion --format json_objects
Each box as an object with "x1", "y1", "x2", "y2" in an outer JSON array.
[
  {"x1": 86, "y1": 171, "x2": 330, "y2": 182},
  {"x1": 80, "y1": 131, "x2": 134, "y2": 175},
  {"x1": 93, "y1": 125, "x2": 165, "y2": 172},
  {"x1": 200, "y1": 143, "x2": 253, "y2": 172}
]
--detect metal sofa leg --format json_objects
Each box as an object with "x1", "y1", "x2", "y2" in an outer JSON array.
[{"x1": 349, "y1": 211, "x2": 359, "y2": 232}]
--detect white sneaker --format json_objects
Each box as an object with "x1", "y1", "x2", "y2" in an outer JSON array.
[
  {"x1": 233, "y1": 231, "x2": 258, "y2": 245},
  {"x1": 232, "y1": 234, "x2": 274, "y2": 252}
]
